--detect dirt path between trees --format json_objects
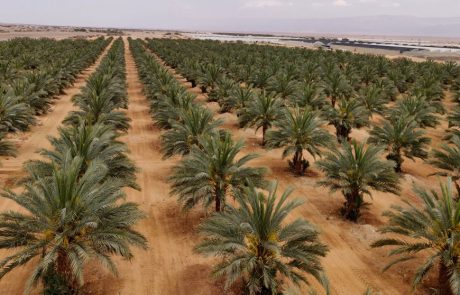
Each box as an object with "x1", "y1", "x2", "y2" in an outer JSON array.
[
  {"x1": 84, "y1": 38, "x2": 221, "y2": 295},
  {"x1": 0, "y1": 41, "x2": 113, "y2": 294}
]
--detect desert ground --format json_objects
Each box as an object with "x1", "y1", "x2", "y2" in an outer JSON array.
[{"x1": 0, "y1": 27, "x2": 458, "y2": 294}]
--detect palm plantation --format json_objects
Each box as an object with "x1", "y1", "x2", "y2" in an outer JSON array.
[{"x1": 196, "y1": 183, "x2": 329, "y2": 294}]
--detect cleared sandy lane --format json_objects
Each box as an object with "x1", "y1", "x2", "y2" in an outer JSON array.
[
  {"x1": 0, "y1": 41, "x2": 113, "y2": 294},
  {"x1": 91, "y1": 38, "x2": 222, "y2": 295}
]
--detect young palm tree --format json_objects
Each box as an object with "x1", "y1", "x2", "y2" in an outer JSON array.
[
  {"x1": 368, "y1": 117, "x2": 431, "y2": 172},
  {"x1": 152, "y1": 88, "x2": 196, "y2": 130},
  {"x1": 169, "y1": 134, "x2": 267, "y2": 212},
  {"x1": 389, "y1": 95, "x2": 440, "y2": 128},
  {"x1": 26, "y1": 122, "x2": 138, "y2": 189},
  {"x1": 65, "y1": 74, "x2": 130, "y2": 132},
  {"x1": 196, "y1": 183, "x2": 329, "y2": 295},
  {"x1": 0, "y1": 133, "x2": 17, "y2": 157},
  {"x1": 266, "y1": 107, "x2": 333, "y2": 175},
  {"x1": 197, "y1": 63, "x2": 222, "y2": 93},
  {"x1": 0, "y1": 156, "x2": 147, "y2": 292},
  {"x1": 322, "y1": 71, "x2": 351, "y2": 107},
  {"x1": 219, "y1": 85, "x2": 255, "y2": 115},
  {"x1": 208, "y1": 77, "x2": 235, "y2": 105},
  {"x1": 323, "y1": 98, "x2": 369, "y2": 143},
  {"x1": 291, "y1": 82, "x2": 326, "y2": 110},
  {"x1": 0, "y1": 91, "x2": 36, "y2": 132},
  {"x1": 372, "y1": 179, "x2": 460, "y2": 295},
  {"x1": 239, "y1": 91, "x2": 285, "y2": 146},
  {"x1": 356, "y1": 85, "x2": 387, "y2": 117},
  {"x1": 267, "y1": 72, "x2": 299, "y2": 100},
  {"x1": 161, "y1": 106, "x2": 223, "y2": 158},
  {"x1": 317, "y1": 140, "x2": 400, "y2": 221},
  {"x1": 429, "y1": 135, "x2": 460, "y2": 197}
]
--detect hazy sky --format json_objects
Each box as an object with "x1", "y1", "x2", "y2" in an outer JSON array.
[{"x1": 1, "y1": 0, "x2": 459, "y2": 31}]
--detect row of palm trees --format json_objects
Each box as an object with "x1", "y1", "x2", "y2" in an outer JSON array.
[
  {"x1": 0, "y1": 38, "x2": 146, "y2": 294},
  {"x1": 145, "y1": 38, "x2": 460, "y2": 294},
  {"x1": 0, "y1": 37, "x2": 111, "y2": 157},
  {"x1": 130, "y1": 38, "x2": 330, "y2": 295}
]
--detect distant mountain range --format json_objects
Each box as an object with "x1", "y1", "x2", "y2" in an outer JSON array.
[{"x1": 206, "y1": 16, "x2": 460, "y2": 38}]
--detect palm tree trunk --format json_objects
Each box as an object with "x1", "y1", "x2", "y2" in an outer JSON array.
[
  {"x1": 331, "y1": 96, "x2": 336, "y2": 107},
  {"x1": 343, "y1": 191, "x2": 362, "y2": 222},
  {"x1": 336, "y1": 125, "x2": 350, "y2": 143},
  {"x1": 387, "y1": 152, "x2": 402, "y2": 173},
  {"x1": 215, "y1": 185, "x2": 225, "y2": 212},
  {"x1": 56, "y1": 250, "x2": 77, "y2": 292},
  {"x1": 293, "y1": 149, "x2": 306, "y2": 175},
  {"x1": 262, "y1": 124, "x2": 267, "y2": 146},
  {"x1": 438, "y1": 262, "x2": 453, "y2": 295}
]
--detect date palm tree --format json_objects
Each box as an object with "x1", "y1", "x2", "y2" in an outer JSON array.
[
  {"x1": 169, "y1": 133, "x2": 267, "y2": 212},
  {"x1": 219, "y1": 86, "x2": 255, "y2": 115},
  {"x1": 198, "y1": 63, "x2": 222, "y2": 94},
  {"x1": 368, "y1": 117, "x2": 431, "y2": 172},
  {"x1": 323, "y1": 98, "x2": 369, "y2": 143},
  {"x1": 266, "y1": 107, "x2": 333, "y2": 175},
  {"x1": 372, "y1": 179, "x2": 460, "y2": 295},
  {"x1": 291, "y1": 82, "x2": 326, "y2": 110},
  {"x1": 389, "y1": 95, "x2": 440, "y2": 128},
  {"x1": 0, "y1": 91, "x2": 36, "y2": 132},
  {"x1": 239, "y1": 91, "x2": 285, "y2": 146},
  {"x1": 161, "y1": 106, "x2": 223, "y2": 158},
  {"x1": 65, "y1": 74, "x2": 130, "y2": 132},
  {"x1": 0, "y1": 156, "x2": 147, "y2": 293},
  {"x1": 267, "y1": 72, "x2": 299, "y2": 100},
  {"x1": 429, "y1": 135, "x2": 460, "y2": 197},
  {"x1": 25, "y1": 121, "x2": 138, "y2": 189},
  {"x1": 356, "y1": 85, "x2": 387, "y2": 117},
  {"x1": 152, "y1": 88, "x2": 196, "y2": 130},
  {"x1": 317, "y1": 140, "x2": 400, "y2": 221},
  {"x1": 322, "y1": 71, "x2": 351, "y2": 107},
  {"x1": 196, "y1": 183, "x2": 329, "y2": 295}
]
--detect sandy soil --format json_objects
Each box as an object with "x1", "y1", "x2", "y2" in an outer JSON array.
[
  {"x1": 0, "y1": 40, "x2": 113, "y2": 294},
  {"x1": 0, "y1": 37, "x2": 449, "y2": 294}
]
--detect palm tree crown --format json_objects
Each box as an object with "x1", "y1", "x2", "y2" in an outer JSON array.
[
  {"x1": 160, "y1": 106, "x2": 223, "y2": 158},
  {"x1": 317, "y1": 140, "x2": 400, "y2": 221},
  {"x1": 368, "y1": 117, "x2": 431, "y2": 172},
  {"x1": 239, "y1": 91, "x2": 285, "y2": 146},
  {"x1": 169, "y1": 134, "x2": 268, "y2": 212},
  {"x1": 372, "y1": 179, "x2": 460, "y2": 295},
  {"x1": 266, "y1": 107, "x2": 333, "y2": 175},
  {"x1": 196, "y1": 183, "x2": 329, "y2": 295},
  {"x1": 0, "y1": 156, "x2": 147, "y2": 292}
]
